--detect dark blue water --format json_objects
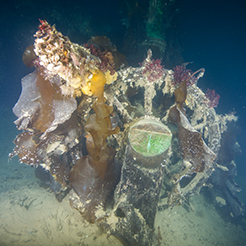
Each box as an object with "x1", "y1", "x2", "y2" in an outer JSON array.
[{"x1": 180, "y1": 0, "x2": 246, "y2": 202}]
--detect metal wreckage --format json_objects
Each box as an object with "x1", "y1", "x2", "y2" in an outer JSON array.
[{"x1": 10, "y1": 20, "x2": 244, "y2": 245}]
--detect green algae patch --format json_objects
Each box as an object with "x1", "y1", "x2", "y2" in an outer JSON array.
[{"x1": 128, "y1": 118, "x2": 172, "y2": 157}]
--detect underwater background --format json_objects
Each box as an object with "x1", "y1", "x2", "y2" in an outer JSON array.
[{"x1": 0, "y1": 0, "x2": 246, "y2": 245}]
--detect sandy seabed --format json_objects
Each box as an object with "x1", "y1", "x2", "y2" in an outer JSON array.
[{"x1": 1, "y1": 158, "x2": 246, "y2": 246}]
